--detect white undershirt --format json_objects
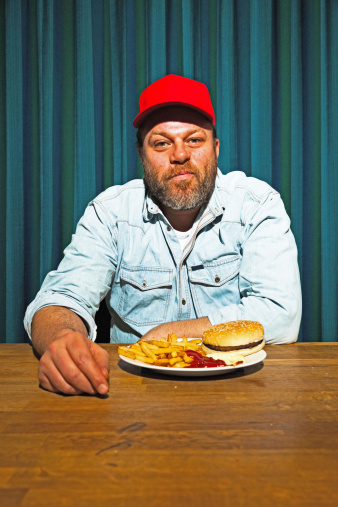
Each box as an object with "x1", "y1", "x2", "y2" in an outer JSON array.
[
  {"x1": 173, "y1": 226, "x2": 196, "y2": 251},
  {"x1": 172, "y1": 207, "x2": 205, "y2": 251}
]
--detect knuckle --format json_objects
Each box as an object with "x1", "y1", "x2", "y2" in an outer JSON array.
[
  {"x1": 48, "y1": 340, "x2": 59, "y2": 354},
  {"x1": 67, "y1": 367, "x2": 81, "y2": 383},
  {"x1": 93, "y1": 374, "x2": 103, "y2": 386},
  {"x1": 77, "y1": 353, "x2": 89, "y2": 367},
  {"x1": 39, "y1": 355, "x2": 51, "y2": 374}
]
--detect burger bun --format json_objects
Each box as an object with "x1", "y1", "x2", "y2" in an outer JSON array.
[{"x1": 202, "y1": 321, "x2": 265, "y2": 357}]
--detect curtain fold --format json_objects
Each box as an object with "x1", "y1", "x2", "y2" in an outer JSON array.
[
  {"x1": 4, "y1": 0, "x2": 25, "y2": 344},
  {"x1": 0, "y1": 0, "x2": 337, "y2": 343}
]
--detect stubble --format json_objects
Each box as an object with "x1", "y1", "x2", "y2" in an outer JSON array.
[{"x1": 143, "y1": 157, "x2": 218, "y2": 211}]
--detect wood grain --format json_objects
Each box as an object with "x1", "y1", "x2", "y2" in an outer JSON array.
[{"x1": 0, "y1": 343, "x2": 337, "y2": 506}]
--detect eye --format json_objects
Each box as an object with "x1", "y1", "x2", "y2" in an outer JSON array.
[
  {"x1": 188, "y1": 138, "x2": 202, "y2": 146},
  {"x1": 153, "y1": 140, "x2": 171, "y2": 149}
]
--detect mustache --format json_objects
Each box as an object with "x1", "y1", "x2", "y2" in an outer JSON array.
[{"x1": 165, "y1": 162, "x2": 199, "y2": 180}]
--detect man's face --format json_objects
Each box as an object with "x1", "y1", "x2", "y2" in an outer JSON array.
[{"x1": 138, "y1": 107, "x2": 220, "y2": 211}]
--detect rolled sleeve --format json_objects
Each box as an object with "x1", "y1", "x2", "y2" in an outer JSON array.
[
  {"x1": 24, "y1": 292, "x2": 98, "y2": 341},
  {"x1": 24, "y1": 201, "x2": 117, "y2": 342}
]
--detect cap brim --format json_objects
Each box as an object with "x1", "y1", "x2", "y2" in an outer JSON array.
[{"x1": 133, "y1": 101, "x2": 215, "y2": 128}]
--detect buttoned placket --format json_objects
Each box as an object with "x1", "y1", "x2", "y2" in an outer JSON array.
[
  {"x1": 158, "y1": 216, "x2": 191, "y2": 320},
  {"x1": 147, "y1": 193, "x2": 224, "y2": 323},
  {"x1": 177, "y1": 209, "x2": 222, "y2": 318}
]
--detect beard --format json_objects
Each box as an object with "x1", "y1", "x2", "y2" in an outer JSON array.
[{"x1": 142, "y1": 156, "x2": 218, "y2": 211}]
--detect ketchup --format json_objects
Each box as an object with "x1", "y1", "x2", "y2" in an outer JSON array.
[{"x1": 185, "y1": 349, "x2": 227, "y2": 368}]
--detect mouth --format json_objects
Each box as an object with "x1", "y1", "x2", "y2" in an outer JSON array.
[{"x1": 170, "y1": 171, "x2": 195, "y2": 181}]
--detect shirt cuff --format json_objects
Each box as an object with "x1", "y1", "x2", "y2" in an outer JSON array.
[
  {"x1": 23, "y1": 293, "x2": 97, "y2": 342},
  {"x1": 208, "y1": 303, "x2": 301, "y2": 344},
  {"x1": 207, "y1": 304, "x2": 243, "y2": 327}
]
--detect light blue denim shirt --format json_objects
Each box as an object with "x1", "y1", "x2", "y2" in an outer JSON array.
[{"x1": 24, "y1": 170, "x2": 302, "y2": 344}]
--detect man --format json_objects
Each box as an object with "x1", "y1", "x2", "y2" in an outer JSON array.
[{"x1": 24, "y1": 75, "x2": 302, "y2": 395}]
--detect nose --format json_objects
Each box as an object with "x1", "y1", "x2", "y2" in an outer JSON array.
[{"x1": 169, "y1": 140, "x2": 190, "y2": 165}]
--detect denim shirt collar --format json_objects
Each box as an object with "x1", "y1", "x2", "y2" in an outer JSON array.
[{"x1": 143, "y1": 191, "x2": 161, "y2": 221}]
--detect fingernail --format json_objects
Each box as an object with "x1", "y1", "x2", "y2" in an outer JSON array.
[{"x1": 98, "y1": 383, "x2": 108, "y2": 395}]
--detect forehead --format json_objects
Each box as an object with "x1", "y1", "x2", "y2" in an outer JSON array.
[{"x1": 141, "y1": 106, "x2": 213, "y2": 138}]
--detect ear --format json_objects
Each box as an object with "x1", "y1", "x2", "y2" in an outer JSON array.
[
  {"x1": 214, "y1": 139, "x2": 220, "y2": 159},
  {"x1": 137, "y1": 146, "x2": 144, "y2": 163}
]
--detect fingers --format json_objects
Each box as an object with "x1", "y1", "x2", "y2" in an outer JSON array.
[
  {"x1": 67, "y1": 340, "x2": 109, "y2": 395},
  {"x1": 38, "y1": 333, "x2": 110, "y2": 396},
  {"x1": 100, "y1": 366, "x2": 109, "y2": 379},
  {"x1": 89, "y1": 341, "x2": 110, "y2": 373},
  {"x1": 38, "y1": 360, "x2": 84, "y2": 395}
]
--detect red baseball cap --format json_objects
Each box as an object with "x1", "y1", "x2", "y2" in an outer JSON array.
[{"x1": 133, "y1": 74, "x2": 215, "y2": 128}]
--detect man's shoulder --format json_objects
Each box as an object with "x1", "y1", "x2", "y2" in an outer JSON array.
[
  {"x1": 93, "y1": 178, "x2": 145, "y2": 204},
  {"x1": 216, "y1": 170, "x2": 277, "y2": 201},
  {"x1": 214, "y1": 170, "x2": 281, "y2": 224},
  {"x1": 87, "y1": 179, "x2": 146, "y2": 225}
]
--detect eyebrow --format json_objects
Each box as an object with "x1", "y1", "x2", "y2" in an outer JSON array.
[{"x1": 149, "y1": 128, "x2": 204, "y2": 139}]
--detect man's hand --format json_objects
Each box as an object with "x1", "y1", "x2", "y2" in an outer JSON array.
[
  {"x1": 31, "y1": 306, "x2": 110, "y2": 396},
  {"x1": 37, "y1": 331, "x2": 110, "y2": 395}
]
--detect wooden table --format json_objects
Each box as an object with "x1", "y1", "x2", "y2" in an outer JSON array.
[{"x1": 0, "y1": 343, "x2": 337, "y2": 507}]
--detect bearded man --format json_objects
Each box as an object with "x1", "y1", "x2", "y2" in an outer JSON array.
[{"x1": 24, "y1": 75, "x2": 302, "y2": 395}]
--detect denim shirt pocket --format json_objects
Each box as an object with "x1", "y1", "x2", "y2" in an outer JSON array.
[
  {"x1": 117, "y1": 263, "x2": 173, "y2": 326},
  {"x1": 188, "y1": 255, "x2": 241, "y2": 316}
]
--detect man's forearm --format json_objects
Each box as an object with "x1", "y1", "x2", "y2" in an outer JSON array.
[
  {"x1": 31, "y1": 306, "x2": 88, "y2": 356},
  {"x1": 141, "y1": 316, "x2": 211, "y2": 341}
]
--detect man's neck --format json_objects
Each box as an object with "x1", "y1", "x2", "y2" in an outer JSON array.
[{"x1": 161, "y1": 205, "x2": 202, "y2": 232}]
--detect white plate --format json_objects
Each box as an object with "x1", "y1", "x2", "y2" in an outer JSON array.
[{"x1": 118, "y1": 344, "x2": 266, "y2": 377}]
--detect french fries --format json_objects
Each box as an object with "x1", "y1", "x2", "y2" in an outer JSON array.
[{"x1": 118, "y1": 334, "x2": 205, "y2": 368}]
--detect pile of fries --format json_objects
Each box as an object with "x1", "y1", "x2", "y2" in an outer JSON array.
[{"x1": 118, "y1": 334, "x2": 205, "y2": 368}]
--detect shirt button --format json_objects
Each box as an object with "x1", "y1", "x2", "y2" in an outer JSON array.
[
  {"x1": 182, "y1": 299, "x2": 186, "y2": 305},
  {"x1": 167, "y1": 225, "x2": 172, "y2": 231},
  {"x1": 215, "y1": 275, "x2": 220, "y2": 283}
]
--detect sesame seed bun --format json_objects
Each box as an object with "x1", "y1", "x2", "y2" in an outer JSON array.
[{"x1": 202, "y1": 321, "x2": 265, "y2": 357}]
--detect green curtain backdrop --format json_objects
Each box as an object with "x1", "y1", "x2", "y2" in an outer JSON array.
[{"x1": 1, "y1": 0, "x2": 337, "y2": 343}]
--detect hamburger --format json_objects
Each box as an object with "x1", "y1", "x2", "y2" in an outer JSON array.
[{"x1": 202, "y1": 321, "x2": 265, "y2": 362}]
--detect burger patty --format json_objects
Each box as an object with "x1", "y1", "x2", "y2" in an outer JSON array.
[{"x1": 205, "y1": 339, "x2": 263, "y2": 352}]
